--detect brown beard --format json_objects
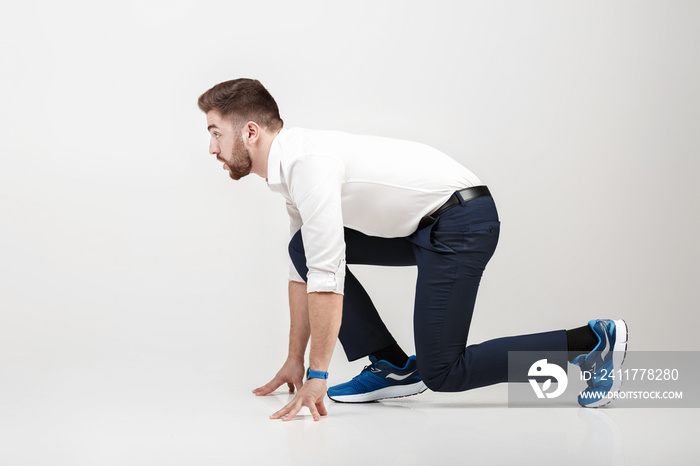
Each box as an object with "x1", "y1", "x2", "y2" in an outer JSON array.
[{"x1": 226, "y1": 133, "x2": 253, "y2": 180}]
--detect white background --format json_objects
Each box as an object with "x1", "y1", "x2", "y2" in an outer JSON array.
[{"x1": 1, "y1": 1, "x2": 698, "y2": 464}]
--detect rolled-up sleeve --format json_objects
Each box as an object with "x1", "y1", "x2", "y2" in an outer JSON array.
[{"x1": 288, "y1": 155, "x2": 346, "y2": 294}]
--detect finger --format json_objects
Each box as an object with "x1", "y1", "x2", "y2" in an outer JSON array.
[
  {"x1": 316, "y1": 399, "x2": 328, "y2": 417},
  {"x1": 270, "y1": 400, "x2": 296, "y2": 420},
  {"x1": 294, "y1": 379, "x2": 303, "y2": 393},
  {"x1": 269, "y1": 405, "x2": 289, "y2": 420},
  {"x1": 252, "y1": 383, "x2": 273, "y2": 395},
  {"x1": 282, "y1": 402, "x2": 303, "y2": 422},
  {"x1": 309, "y1": 402, "x2": 321, "y2": 422},
  {"x1": 253, "y1": 379, "x2": 282, "y2": 396},
  {"x1": 252, "y1": 379, "x2": 272, "y2": 393}
]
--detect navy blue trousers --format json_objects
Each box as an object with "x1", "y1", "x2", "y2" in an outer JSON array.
[{"x1": 288, "y1": 194, "x2": 567, "y2": 392}]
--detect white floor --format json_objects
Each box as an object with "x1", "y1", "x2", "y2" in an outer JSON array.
[{"x1": 1, "y1": 358, "x2": 697, "y2": 466}]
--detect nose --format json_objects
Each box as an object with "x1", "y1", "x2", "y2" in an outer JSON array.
[{"x1": 209, "y1": 139, "x2": 220, "y2": 156}]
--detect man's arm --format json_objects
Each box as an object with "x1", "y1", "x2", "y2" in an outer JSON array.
[
  {"x1": 287, "y1": 281, "x2": 311, "y2": 365},
  {"x1": 252, "y1": 281, "x2": 310, "y2": 396},
  {"x1": 270, "y1": 290, "x2": 342, "y2": 421},
  {"x1": 265, "y1": 154, "x2": 346, "y2": 419},
  {"x1": 307, "y1": 291, "x2": 343, "y2": 372}
]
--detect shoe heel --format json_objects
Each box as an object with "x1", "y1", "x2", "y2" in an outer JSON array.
[{"x1": 613, "y1": 319, "x2": 628, "y2": 343}]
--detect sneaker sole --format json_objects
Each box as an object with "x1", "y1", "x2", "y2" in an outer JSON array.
[
  {"x1": 327, "y1": 381, "x2": 428, "y2": 403},
  {"x1": 580, "y1": 319, "x2": 628, "y2": 408}
]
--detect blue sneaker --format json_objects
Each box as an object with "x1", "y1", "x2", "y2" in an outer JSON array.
[
  {"x1": 572, "y1": 319, "x2": 628, "y2": 408},
  {"x1": 327, "y1": 355, "x2": 427, "y2": 403}
]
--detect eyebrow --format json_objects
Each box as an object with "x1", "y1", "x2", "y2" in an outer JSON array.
[{"x1": 207, "y1": 124, "x2": 219, "y2": 132}]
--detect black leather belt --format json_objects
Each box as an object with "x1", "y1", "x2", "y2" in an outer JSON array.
[{"x1": 418, "y1": 185, "x2": 491, "y2": 229}]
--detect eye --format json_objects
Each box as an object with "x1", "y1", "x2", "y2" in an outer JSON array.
[{"x1": 214, "y1": 132, "x2": 221, "y2": 139}]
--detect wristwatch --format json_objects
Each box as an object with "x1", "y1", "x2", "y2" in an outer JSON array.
[{"x1": 306, "y1": 368, "x2": 329, "y2": 380}]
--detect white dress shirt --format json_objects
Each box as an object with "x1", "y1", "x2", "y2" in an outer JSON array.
[{"x1": 266, "y1": 127, "x2": 482, "y2": 294}]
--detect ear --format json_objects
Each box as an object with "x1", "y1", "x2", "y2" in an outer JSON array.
[{"x1": 244, "y1": 121, "x2": 261, "y2": 145}]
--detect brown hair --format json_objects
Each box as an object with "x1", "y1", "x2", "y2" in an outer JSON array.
[{"x1": 198, "y1": 78, "x2": 283, "y2": 131}]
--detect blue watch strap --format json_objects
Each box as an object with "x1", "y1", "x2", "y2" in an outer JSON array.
[{"x1": 307, "y1": 368, "x2": 329, "y2": 380}]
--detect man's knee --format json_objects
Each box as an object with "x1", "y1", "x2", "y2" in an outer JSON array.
[
  {"x1": 288, "y1": 230, "x2": 304, "y2": 262},
  {"x1": 416, "y1": 357, "x2": 449, "y2": 392},
  {"x1": 288, "y1": 230, "x2": 304, "y2": 261}
]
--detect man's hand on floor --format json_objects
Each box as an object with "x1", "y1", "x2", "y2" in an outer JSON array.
[
  {"x1": 252, "y1": 358, "x2": 305, "y2": 396},
  {"x1": 269, "y1": 377, "x2": 328, "y2": 421}
]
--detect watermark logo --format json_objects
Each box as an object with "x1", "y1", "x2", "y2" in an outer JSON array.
[
  {"x1": 509, "y1": 351, "x2": 697, "y2": 407},
  {"x1": 528, "y1": 359, "x2": 568, "y2": 399}
]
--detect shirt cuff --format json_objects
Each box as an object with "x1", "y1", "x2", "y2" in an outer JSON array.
[{"x1": 306, "y1": 262, "x2": 346, "y2": 294}]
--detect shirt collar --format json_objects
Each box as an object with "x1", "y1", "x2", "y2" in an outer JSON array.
[{"x1": 266, "y1": 128, "x2": 285, "y2": 190}]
